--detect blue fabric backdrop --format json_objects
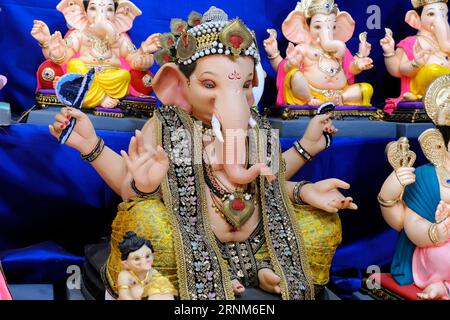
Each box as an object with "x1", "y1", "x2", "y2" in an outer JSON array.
[{"x1": 0, "y1": 0, "x2": 432, "y2": 113}]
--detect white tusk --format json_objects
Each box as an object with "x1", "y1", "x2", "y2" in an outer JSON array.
[
  {"x1": 248, "y1": 117, "x2": 257, "y2": 128},
  {"x1": 211, "y1": 114, "x2": 224, "y2": 143}
]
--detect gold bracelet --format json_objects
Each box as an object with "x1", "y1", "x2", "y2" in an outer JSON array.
[
  {"x1": 268, "y1": 51, "x2": 280, "y2": 60},
  {"x1": 428, "y1": 223, "x2": 439, "y2": 245},
  {"x1": 383, "y1": 51, "x2": 395, "y2": 58},
  {"x1": 411, "y1": 59, "x2": 420, "y2": 69},
  {"x1": 39, "y1": 41, "x2": 49, "y2": 48},
  {"x1": 377, "y1": 194, "x2": 400, "y2": 207},
  {"x1": 50, "y1": 51, "x2": 67, "y2": 64},
  {"x1": 118, "y1": 285, "x2": 130, "y2": 290}
]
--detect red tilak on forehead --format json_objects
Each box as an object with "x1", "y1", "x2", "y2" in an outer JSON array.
[{"x1": 228, "y1": 70, "x2": 241, "y2": 80}]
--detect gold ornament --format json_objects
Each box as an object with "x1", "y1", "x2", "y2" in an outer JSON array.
[
  {"x1": 187, "y1": 11, "x2": 202, "y2": 27},
  {"x1": 42, "y1": 67, "x2": 56, "y2": 82},
  {"x1": 170, "y1": 19, "x2": 188, "y2": 35},
  {"x1": 386, "y1": 137, "x2": 417, "y2": 170},
  {"x1": 436, "y1": 166, "x2": 450, "y2": 188},
  {"x1": 219, "y1": 19, "x2": 254, "y2": 56},
  {"x1": 411, "y1": 0, "x2": 447, "y2": 9},
  {"x1": 418, "y1": 128, "x2": 446, "y2": 167},
  {"x1": 176, "y1": 33, "x2": 198, "y2": 60},
  {"x1": 424, "y1": 74, "x2": 450, "y2": 126},
  {"x1": 296, "y1": 0, "x2": 338, "y2": 19}
]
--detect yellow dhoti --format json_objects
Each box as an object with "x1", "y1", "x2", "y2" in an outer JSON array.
[
  {"x1": 410, "y1": 64, "x2": 450, "y2": 99},
  {"x1": 284, "y1": 68, "x2": 373, "y2": 106},
  {"x1": 292, "y1": 204, "x2": 342, "y2": 285},
  {"x1": 66, "y1": 59, "x2": 130, "y2": 108},
  {"x1": 105, "y1": 197, "x2": 342, "y2": 296}
]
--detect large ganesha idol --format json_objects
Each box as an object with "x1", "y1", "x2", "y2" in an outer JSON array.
[
  {"x1": 382, "y1": 0, "x2": 450, "y2": 114},
  {"x1": 31, "y1": 0, "x2": 161, "y2": 115},
  {"x1": 263, "y1": 0, "x2": 374, "y2": 109},
  {"x1": 50, "y1": 6, "x2": 359, "y2": 300}
]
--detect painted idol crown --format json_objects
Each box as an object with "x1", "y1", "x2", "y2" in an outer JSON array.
[
  {"x1": 154, "y1": 6, "x2": 260, "y2": 66},
  {"x1": 296, "y1": 0, "x2": 338, "y2": 18},
  {"x1": 424, "y1": 74, "x2": 450, "y2": 126},
  {"x1": 411, "y1": 0, "x2": 448, "y2": 8}
]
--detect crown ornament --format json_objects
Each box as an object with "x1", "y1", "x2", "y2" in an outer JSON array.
[
  {"x1": 295, "y1": 0, "x2": 338, "y2": 19},
  {"x1": 154, "y1": 6, "x2": 260, "y2": 66},
  {"x1": 411, "y1": 0, "x2": 447, "y2": 8}
]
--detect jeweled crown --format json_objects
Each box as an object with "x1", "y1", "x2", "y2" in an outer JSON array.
[
  {"x1": 296, "y1": 0, "x2": 338, "y2": 19},
  {"x1": 411, "y1": 0, "x2": 448, "y2": 9},
  {"x1": 154, "y1": 6, "x2": 259, "y2": 66}
]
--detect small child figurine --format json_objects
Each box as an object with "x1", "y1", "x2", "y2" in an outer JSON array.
[{"x1": 117, "y1": 231, "x2": 177, "y2": 300}]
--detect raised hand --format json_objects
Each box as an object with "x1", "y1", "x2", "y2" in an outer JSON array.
[
  {"x1": 49, "y1": 107, "x2": 98, "y2": 155},
  {"x1": 263, "y1": 30, "x2": 279, "y2": 57},
  {"x1": 434, "y1": 201, "x2": 450, "y2": 243},
  {"x1": 31, "y1": 20, "x2": 50, "y2": 44},
  {"x1": 120, "y1": 130, "x2": 169, "y2": 194},
  {"x1": 300, "y1": 179, "x2": 358, "y2": 213},
  {"x1": 355, "y1": 56, "x2": 374, "y2": 71},
  {"x1": 394, "y1": 167, "x2": 416, "y2": 188},
  {"x1": 286, "y1": 43, "x2": 304, "y2": 70},
  {"x1": 49, "y1": 31, "x2": 67, "y2": 63},
  {"x1": 301, "y1": 113, "x2": 337, "y2": 156},
  {"x1": 142, "y1": 33, "x2": 162, "y2": 54},
  {"x1": 358, "y1": 38, "x2": 372, "y2": 58},
  {"x1": 380, "y1": 31, "x2": 395, "y2": 55}
]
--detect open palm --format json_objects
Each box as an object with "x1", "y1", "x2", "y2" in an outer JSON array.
[{"x1": 121, "y1": 130, "x2": 169, "y2": 194}]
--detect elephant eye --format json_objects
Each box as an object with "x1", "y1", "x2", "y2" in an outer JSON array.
[
  {"x1": 314, "y1": 25, "x2": 321, "y2": 30},
  {"x1": 427, "y1": 12, "x2": 435, "y2": 17},
  {"x1": 243, "y1": 80, "x2": 252, "y2": 89},
  {"x1": 202, "y1": 80, "x2": 216, "y2": 89}
]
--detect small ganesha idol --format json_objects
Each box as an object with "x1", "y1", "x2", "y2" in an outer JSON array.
[
  {"x1": 382, "y1": 0, "x2": 450, "y2": 113},
  {"x1": 31, "y1": 0, "x2": 161, "y2": 112},
  {"x1": 263, "y1": 0, "x2": 374, "y2": 108}
]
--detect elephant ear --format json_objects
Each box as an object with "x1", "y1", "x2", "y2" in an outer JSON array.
[
  {"x1": 405, "y1": 10, "x2": 421, "y2": 30},
  {"x1": 282, "y1": 10, "x2": 311, "y2": 44},
  {"x1": 418, "y1": 128, "x2": 446, "y2": 167},
  {"x1": 56, "y1": 0, "x2": 89, "y2": 30},
  {"x1": 152, "y1": 63, "x2": 192, "y2": 113},
  {"x1": 334, "y1": 11, "x2": 355, "y2": 43},
  {"x1": 113, "y1": 0, "x2": 142, "y2": 34}
]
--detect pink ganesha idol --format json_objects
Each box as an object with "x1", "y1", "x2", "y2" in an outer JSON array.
[
  {"x1": 263, "y1": 0, "x2": 374, "y2": 108},
  {"x1": 379, "y1": 75, "x2": 450, "y2": 300},
  {"x1": 381, "y1": 0, "x2": 450, "y2": 114}
]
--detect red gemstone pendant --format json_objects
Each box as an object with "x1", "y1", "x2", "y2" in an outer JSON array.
[{"x1": 231, "y1": 198, "x2": 245, "y2": 211}]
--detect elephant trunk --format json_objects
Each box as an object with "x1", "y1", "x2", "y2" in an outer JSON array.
[
  {"x1": 211, "y1": 94, "x2": 265, "y2": 185},
  {"x1": 320, "y1": 28, "x2": 346, "y2": 59},
  {"x1": 433, "y1": 17, "x2": 450, "y2": 54},
  {"x1": 92, "y1": 14, "x2": 116, "y2": 42}
]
